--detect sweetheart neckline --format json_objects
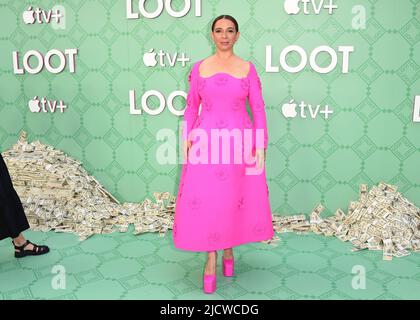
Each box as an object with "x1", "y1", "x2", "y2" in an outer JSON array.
[
  {"x1": 197, "y1": 59, "x2": 251, "y2": 80},
  {"x1": 198, "y1": 72, "x2": 249, "y2": 80}
]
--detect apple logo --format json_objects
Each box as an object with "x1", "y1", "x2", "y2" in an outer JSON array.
[
  {"x1": 28, "y1": 96, "x2": 41, "y2": 113},
  {"x1": 284, "y1": 0, "x2": 301, "y2": 15},
  {"x1": 143, "y1": 48, "x2": 157, "y2": 67},
  {"x1": 22, "y1": 6, "x2": 36, "y2": 24},
  {"x1": 282, "y1": 99, "x2": 298, "y2": 118}
]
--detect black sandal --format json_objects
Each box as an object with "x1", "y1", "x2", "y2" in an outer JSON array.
[{"x1": 13, "y1": 240, "x2": 50, "y2": 258}]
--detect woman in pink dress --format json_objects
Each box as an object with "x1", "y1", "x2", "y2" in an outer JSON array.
[{"x1": 173, "y1": 15, "x2": 274, "y2": 294}]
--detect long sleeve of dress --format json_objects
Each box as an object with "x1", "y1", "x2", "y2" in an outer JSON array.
[
  {"x1": 248, "y1": 62, "x2": 268, "y2": 149},
  {"x1": 182, "y1": 62, "x2": 201, "y2": 142}
]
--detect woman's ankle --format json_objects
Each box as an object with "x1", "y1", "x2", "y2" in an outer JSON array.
[
  {"x1": 13, "y1": 237, "x2": 26, "y2": 247},
  {"x1": 223, "y1": 249, "x2": 233, "y2": 259}
]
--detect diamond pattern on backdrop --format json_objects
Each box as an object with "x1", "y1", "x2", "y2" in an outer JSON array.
[{"x1": 0, "y1": 0, "x2": 419, "y2": 215}]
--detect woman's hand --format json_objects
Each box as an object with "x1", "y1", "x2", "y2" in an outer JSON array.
[
  {"x1": 255, "y1": 148, "x2": 266, "y2": 170},
  {"x1": 183, "y1": 140, "x2": 192, "y2": 162}
]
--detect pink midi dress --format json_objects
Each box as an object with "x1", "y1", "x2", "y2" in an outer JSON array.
[{"x1": 173, "y1": 59, "x2": 274, "y2": 252}]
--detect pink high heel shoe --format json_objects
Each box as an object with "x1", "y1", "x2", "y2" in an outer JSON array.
[
  {"x1": 203, "y1": 274, "x2": 216, "y2": 294},
  {"x1": 222, "y1": 256, "x2": 234, "y2": 277},
  {"x1": 203, "y1": 252, "x2": 217, "y2": 294}
]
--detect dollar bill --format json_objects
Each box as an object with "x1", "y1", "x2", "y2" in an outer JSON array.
[
  {"x1": 3, "y1": 131, "x2": 177, "y2": 241},
  {"x1": 271, "y1": 181, "x2": 419, "y2": 261},
  {"x1": 4, "y1": 132, "x2": 420, "y2": 260}
]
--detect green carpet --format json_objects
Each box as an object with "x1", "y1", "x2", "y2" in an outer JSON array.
[{"x1": 0, "y1": 228, "x2": 419, "y2": 300}]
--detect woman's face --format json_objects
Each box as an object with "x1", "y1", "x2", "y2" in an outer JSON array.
[{"x1": 211, "y1": 18, "x2": 240, "y2": 51}]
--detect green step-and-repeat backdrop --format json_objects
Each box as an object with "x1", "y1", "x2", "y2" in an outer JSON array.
[{"x1": 0, "y1": 0, "x2": 419, "y2": 216}]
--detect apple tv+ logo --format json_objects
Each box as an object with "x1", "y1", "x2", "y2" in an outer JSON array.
[
  {"x1": 28, "y1": 97, "x2": 67, "y2": 113},
  {"x1": 282, "y1": 99, "x2": 333, "y2": 119},
  {"x1": 22, "y1": 6, "x2": 62, "y2": 24},
  {"x1": 284, "y1": 0, "x2": 338, "y2": 15},
  {"x1": 143, "y1": 49, "x2": 190, "y2": 67}
]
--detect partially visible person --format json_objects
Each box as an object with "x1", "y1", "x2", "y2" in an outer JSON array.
[{"x1": 0, "y1": 152, "x2": 49, "y2": 258}]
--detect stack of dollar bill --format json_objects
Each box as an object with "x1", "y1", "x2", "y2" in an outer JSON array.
[
  {"x1": 2, "y1": 132, "x2": 176, "y2": 241},
  {"x1": 4, "y1": 132, "x2": 419, "y2": 261},
  {"x1": 272, "y1": 183, "x2": 420, "y2": 260}
]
